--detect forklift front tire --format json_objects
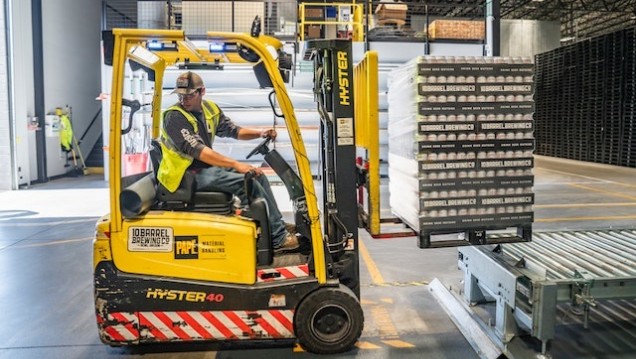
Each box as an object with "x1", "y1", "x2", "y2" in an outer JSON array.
[{"x1": 294, "y1": 285, "x2": 364, "y2": 354}]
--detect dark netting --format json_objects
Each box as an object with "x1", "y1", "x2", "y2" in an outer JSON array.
[{"x1": 103, "y1": 0, "x2": 139, "y2": 29}]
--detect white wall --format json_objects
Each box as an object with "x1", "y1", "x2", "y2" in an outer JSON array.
[
  {"x1": 501, "y1": 20, "x2": 561, "y2": 58},
  {"x1": 0, "y1": 0, "x2": 10, "y2": 190},
  {"x1": 0, "y1": 0, "x2": 35, "y2": 190},
  {"x1": 10, "y1": 0, "x2": 35, "y2": 187},
  {"x1": 42, "y1": 0, "x2": 102, "y2": 177}
]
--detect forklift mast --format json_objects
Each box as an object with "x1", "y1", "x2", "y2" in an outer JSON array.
[{"x1": 307, "y1": 40, "x2": 360, "y2": 297}]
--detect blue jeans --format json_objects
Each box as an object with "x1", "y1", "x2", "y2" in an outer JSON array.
[{"x1": 194, "y1": 167, "x2": 287, "y2": 247}]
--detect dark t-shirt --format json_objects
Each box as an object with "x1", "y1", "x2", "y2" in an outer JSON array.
[{"x1": 163, "y1": 104, "x2": 241, "y2": 169}]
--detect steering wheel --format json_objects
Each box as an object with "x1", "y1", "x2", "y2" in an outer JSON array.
[{"x1": 246, "y1": 136, "x2": 272, "y2": 159}]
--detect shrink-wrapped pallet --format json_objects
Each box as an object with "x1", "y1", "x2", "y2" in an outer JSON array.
[{"x1": 387, "y1": 56, "x2": 535, "y2": 238}]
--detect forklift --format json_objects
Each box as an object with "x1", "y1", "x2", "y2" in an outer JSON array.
[{"x1": 94, "y1": 28, "x2": 362, "y2": 354}]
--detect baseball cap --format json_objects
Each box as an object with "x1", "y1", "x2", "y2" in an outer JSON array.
[{"x1": 171, "y1": 71, "x2": 204, "y2": 95}]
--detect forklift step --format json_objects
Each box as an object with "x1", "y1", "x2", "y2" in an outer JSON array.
[{"x1": 269, "y1": 253, "x2": 308, "y2": 268}]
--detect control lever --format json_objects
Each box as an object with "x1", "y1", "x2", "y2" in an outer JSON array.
[{"x1": 121, "y1": 99, "x2": 141, "y2": 135}]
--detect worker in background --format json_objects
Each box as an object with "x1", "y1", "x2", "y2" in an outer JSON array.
[
  {"x1": 58, "y1": 108, "x2": 73, "y2": 152},
  {"x1": 158, "y1": 71, "x2": 299, "y2": 252}
]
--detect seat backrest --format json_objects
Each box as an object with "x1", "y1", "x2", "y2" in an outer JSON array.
[
  {"x1": 149, "y1": 139, "x2": 232, "y2": 209},
  {"x1": 149, "y1": 138, "x2": 195, "y2": 204},
  {"x1": 149, "y1": 139, "x2": 162, "y2": 180}
]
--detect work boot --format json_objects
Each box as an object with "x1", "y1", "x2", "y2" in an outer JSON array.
[
  {"x1": 284, "y1": 222, "x2": 296, "y2": 234},
  {"x1": 275, "y1": 233, "x2": 300, "y2": 252}
]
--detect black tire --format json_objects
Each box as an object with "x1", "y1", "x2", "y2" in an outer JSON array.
[{"x1": 294, "y1": 285, "x2": 364, "y2": 354}]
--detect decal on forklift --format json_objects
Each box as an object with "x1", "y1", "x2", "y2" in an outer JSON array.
[
  {"x1": 337, "y1": 117, "x2": 354, "y2": 146},
  {"x1": 257, "y1": 264, "x2": 310, "y2": 282},
  {"x1": 268, "y1": 294, "x2": 286, "y2": 307},
  {"x1": 173, "y1": 237, "x2": 227, "y2": 260},
  {"x1": 128, "y1": 227, "x2": 173, "y2": 252},
  {"x1": 200, "y1": 239, "x2": 226, "y2": 259},
  {"x1": 145, "y1": 288, "x2": 224, "y2": 303},
  {"x1": 174, "y1": 236, "x2": 198, "y2": 259},
  {"x1": 337, "y1": 51, "x2": 350, "y2": 105},
  {"x1": 345, "y1": 239, "x2": 355, "y2": 251},
  {"x1": 99, "y1": 310, "x2": 295, "y2": 342}
]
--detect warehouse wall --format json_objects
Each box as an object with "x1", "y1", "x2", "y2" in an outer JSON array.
[
  {"x1": 0, "y1": 0, "x2": 34, "y2": 190},
  {"x1": 182, "y1": 1, "x2": 264, "y2": 35},
  {"x1": 41, "y1": 0, "x2": 102, "y2": 177},
  {"x1": 138, "y1": 1, "x2": 166, "y2": 29},
  {"x1": 0, "y1": 0, "x2": 10, "y2": 190},
  {"x1": 0, "y1": 0, "x2": 102, "y2": 189},
  {"x1": 501, "y1": 20, "x2": 560, "y2": 58},
  {"x1": 10, "y1": 0, "x2": 35, "y2": 187}
]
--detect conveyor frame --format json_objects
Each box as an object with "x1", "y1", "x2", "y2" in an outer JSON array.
[{"x1": 458, "y1": 229, "x2": 636, "y2": 355}]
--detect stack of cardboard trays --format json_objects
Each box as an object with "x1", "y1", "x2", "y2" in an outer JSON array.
[
  {"x1": 428, "y1": 20, "x2": 485, "y2": 41},
  {"x1": 375, "y1": 3, "x2": 407, "y2": 21},
  {"x1": 375, "y1": 2, "x2": 408, "y2": 26},
  {"x1": 387, "y1": 56, "x2": 535, "y2": 237}
]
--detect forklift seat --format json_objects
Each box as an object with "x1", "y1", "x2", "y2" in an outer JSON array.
[{"x1": 149, "y1": 140, "x2": 234, "y2": 214}]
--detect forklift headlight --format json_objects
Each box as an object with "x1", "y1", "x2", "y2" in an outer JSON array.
[{"x1": 209, "y1": 42, "x2": 226, "y2": 53}]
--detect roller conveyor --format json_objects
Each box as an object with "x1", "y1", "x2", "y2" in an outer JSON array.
[
  {"x1": 458, "y1": 229, "x2": 636, "y2": 356},
  {"x1": 502, "y1": 230, "x2": 636, "y2": 279}
]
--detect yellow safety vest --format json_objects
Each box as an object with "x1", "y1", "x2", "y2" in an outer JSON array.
[
  {"x1": 59, "y1": 114, "x2": 73, "y2": 152},
  {"x1": 158, "y1": 100, "x2": 221, "y2": 192}
]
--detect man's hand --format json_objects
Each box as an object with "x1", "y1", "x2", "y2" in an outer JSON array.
[
  {"x1": 260, "y1": 128, "x2": 277, "y2": 140},
  {"x1": 234, "y1": 162, "x2": 263, "y2": 176}
]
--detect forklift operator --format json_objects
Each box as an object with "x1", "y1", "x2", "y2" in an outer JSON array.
[{"x1": 158, "y1": 71, "x2": 299, "y2": 252}]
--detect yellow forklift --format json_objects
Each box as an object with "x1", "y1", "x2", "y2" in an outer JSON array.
[{"x1": 94, "y1": 28, "x2": 362, "y2": 354}]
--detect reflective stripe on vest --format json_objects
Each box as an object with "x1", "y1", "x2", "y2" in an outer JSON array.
[{"x1": 157, "y1": 100, "x2": 220, "y2": 192}]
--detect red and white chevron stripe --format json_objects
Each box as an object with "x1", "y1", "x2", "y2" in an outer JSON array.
[
  {"x1": 99, "y1": 310, "x2": 295, "y2": 343},
  {"x1": 97, "y1": 312, "x2": 139, "y2": 343},
  {"x1": 257, "y1": 264, "x2": 310, "y2": 282}
]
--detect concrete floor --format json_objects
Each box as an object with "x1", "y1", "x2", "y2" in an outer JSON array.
[{"x1": 0, "y1": 155, "x2": 635, "y2": 358}]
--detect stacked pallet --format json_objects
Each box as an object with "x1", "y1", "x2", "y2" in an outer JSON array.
[
  {"x1": 535, "y1": 27, "x2": 636, "y2": 167},
  {"x1": 624, "y1": 28, "x2": 636, "y2": 166},
  {"x1": 388, "y1": 56, "x2": 535, "y2": 247}
]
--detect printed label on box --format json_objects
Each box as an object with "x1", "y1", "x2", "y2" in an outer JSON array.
[
  {"x1": 418, "y1": 63, "x2": 534, "y2": 77},
  {"x1": 419, "y1": 102, "x2": 535, "y2": 115}
]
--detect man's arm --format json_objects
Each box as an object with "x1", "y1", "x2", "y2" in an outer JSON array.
[
  {"x1": 237, "y1": 127, "x2": 277, "y2": 141},
  {"x1": 164, "y1": 110, "x2": 260, "y2": 174},
  {"x1": 198, "y1": 147, "x2": 261, "y2": 174},
  {"x1": 215, "y1": 109, "x2": 277, "y2": 141}
]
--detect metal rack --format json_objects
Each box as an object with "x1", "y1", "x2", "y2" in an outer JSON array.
[{"x1": 458, "y1": 229, "x2": 636, "y2": 355}]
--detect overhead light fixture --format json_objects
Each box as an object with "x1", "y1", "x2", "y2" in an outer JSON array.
[{"x1": 560, "y1": 36, "x2": 575, "y2": 42}]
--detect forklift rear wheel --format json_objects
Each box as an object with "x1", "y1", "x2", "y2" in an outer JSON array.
[{"x1": 294, "y1": 285, "x2": 363, "y2": 354}]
